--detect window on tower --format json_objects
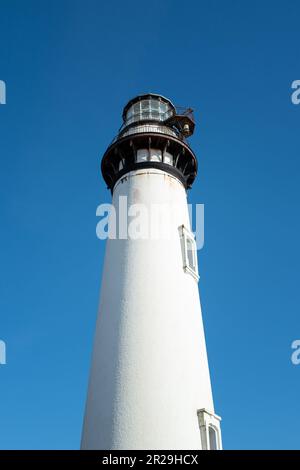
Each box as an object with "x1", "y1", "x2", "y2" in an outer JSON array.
[
  {"x1": 149, "y1": 149, "x2": 162, "y2": 162},
  {"x1": 197, "y1": 409, "x2": 222, "y2": 450},
  {"x1": 178, "y1": 225, "x2": 199, "y2": 281},
  {"x1": 118, "y1": 159, "x2": 125, "y2": 171},
  {"x1": 163, "y1": 152, "x2": 173, "y2": 165},
  {"x1": 136, "y1": 148, "x2": 163, "y2": 163},
  {"x1": 209, "y1": 426, "x2": 218, "y2": 450},
  {"x1": 137, "y1": 149, "x2": 149, "y2": 163}
]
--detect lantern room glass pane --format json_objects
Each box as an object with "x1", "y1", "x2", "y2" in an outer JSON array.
[
  {"x1": 150, "y1": 99, "x2": 159, "y2": 111},
  {"x1": 159, "y1": 102, "x2": 167, "y2": 113},
  {"x1": 133, "y1": 103, "x2": 140, "y2": 115},
  {"x1": 151, "y1": 111, "x2": 159, "y2": 119},
  {"x1": 141, "y1": 100, "x2": 149, "y2": 110}
]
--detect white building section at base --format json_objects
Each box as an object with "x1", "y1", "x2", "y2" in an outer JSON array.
[{"x1": 81, "y1": 168, "x2": 220, "y2": 450}]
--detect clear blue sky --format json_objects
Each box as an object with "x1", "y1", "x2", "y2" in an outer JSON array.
[{"x1": 0, "y1": 0, "x2": 299, "y2": 450}]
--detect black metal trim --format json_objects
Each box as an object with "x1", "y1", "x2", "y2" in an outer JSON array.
[
  {"x1": 112, "y1": 161, "x2": 188, "y2": 192},
  {"x1": 118, "y1": 118, "x2": 180, "y2": 138},
  {"x1": 101, "y1": 131, "x2": 198, "y2": 192}
]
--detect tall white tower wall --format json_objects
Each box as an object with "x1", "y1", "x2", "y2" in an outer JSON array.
[{"x1": 81, "y1": 168, "x2": 216, "y2": 450}]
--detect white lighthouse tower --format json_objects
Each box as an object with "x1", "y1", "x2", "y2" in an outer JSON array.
[{"x1": 81, "y1": 94, "x2": 222, "y2": 450}]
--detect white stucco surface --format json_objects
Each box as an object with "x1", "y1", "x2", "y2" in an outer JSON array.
[{"x1": 81, "y1": 168, "x2": 215, "y2": 450}]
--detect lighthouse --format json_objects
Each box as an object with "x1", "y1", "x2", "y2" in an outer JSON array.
[{"x1": 81, "y1": 94, "x2": 222, "y2": 450}]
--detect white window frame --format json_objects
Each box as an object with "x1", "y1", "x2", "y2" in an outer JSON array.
[
  {"x1": 197, "y1": 408, "x2": 222, "y2": 450},
  {"x1": 178, "y1": 224, "x2": 199, "y2": 281}
]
